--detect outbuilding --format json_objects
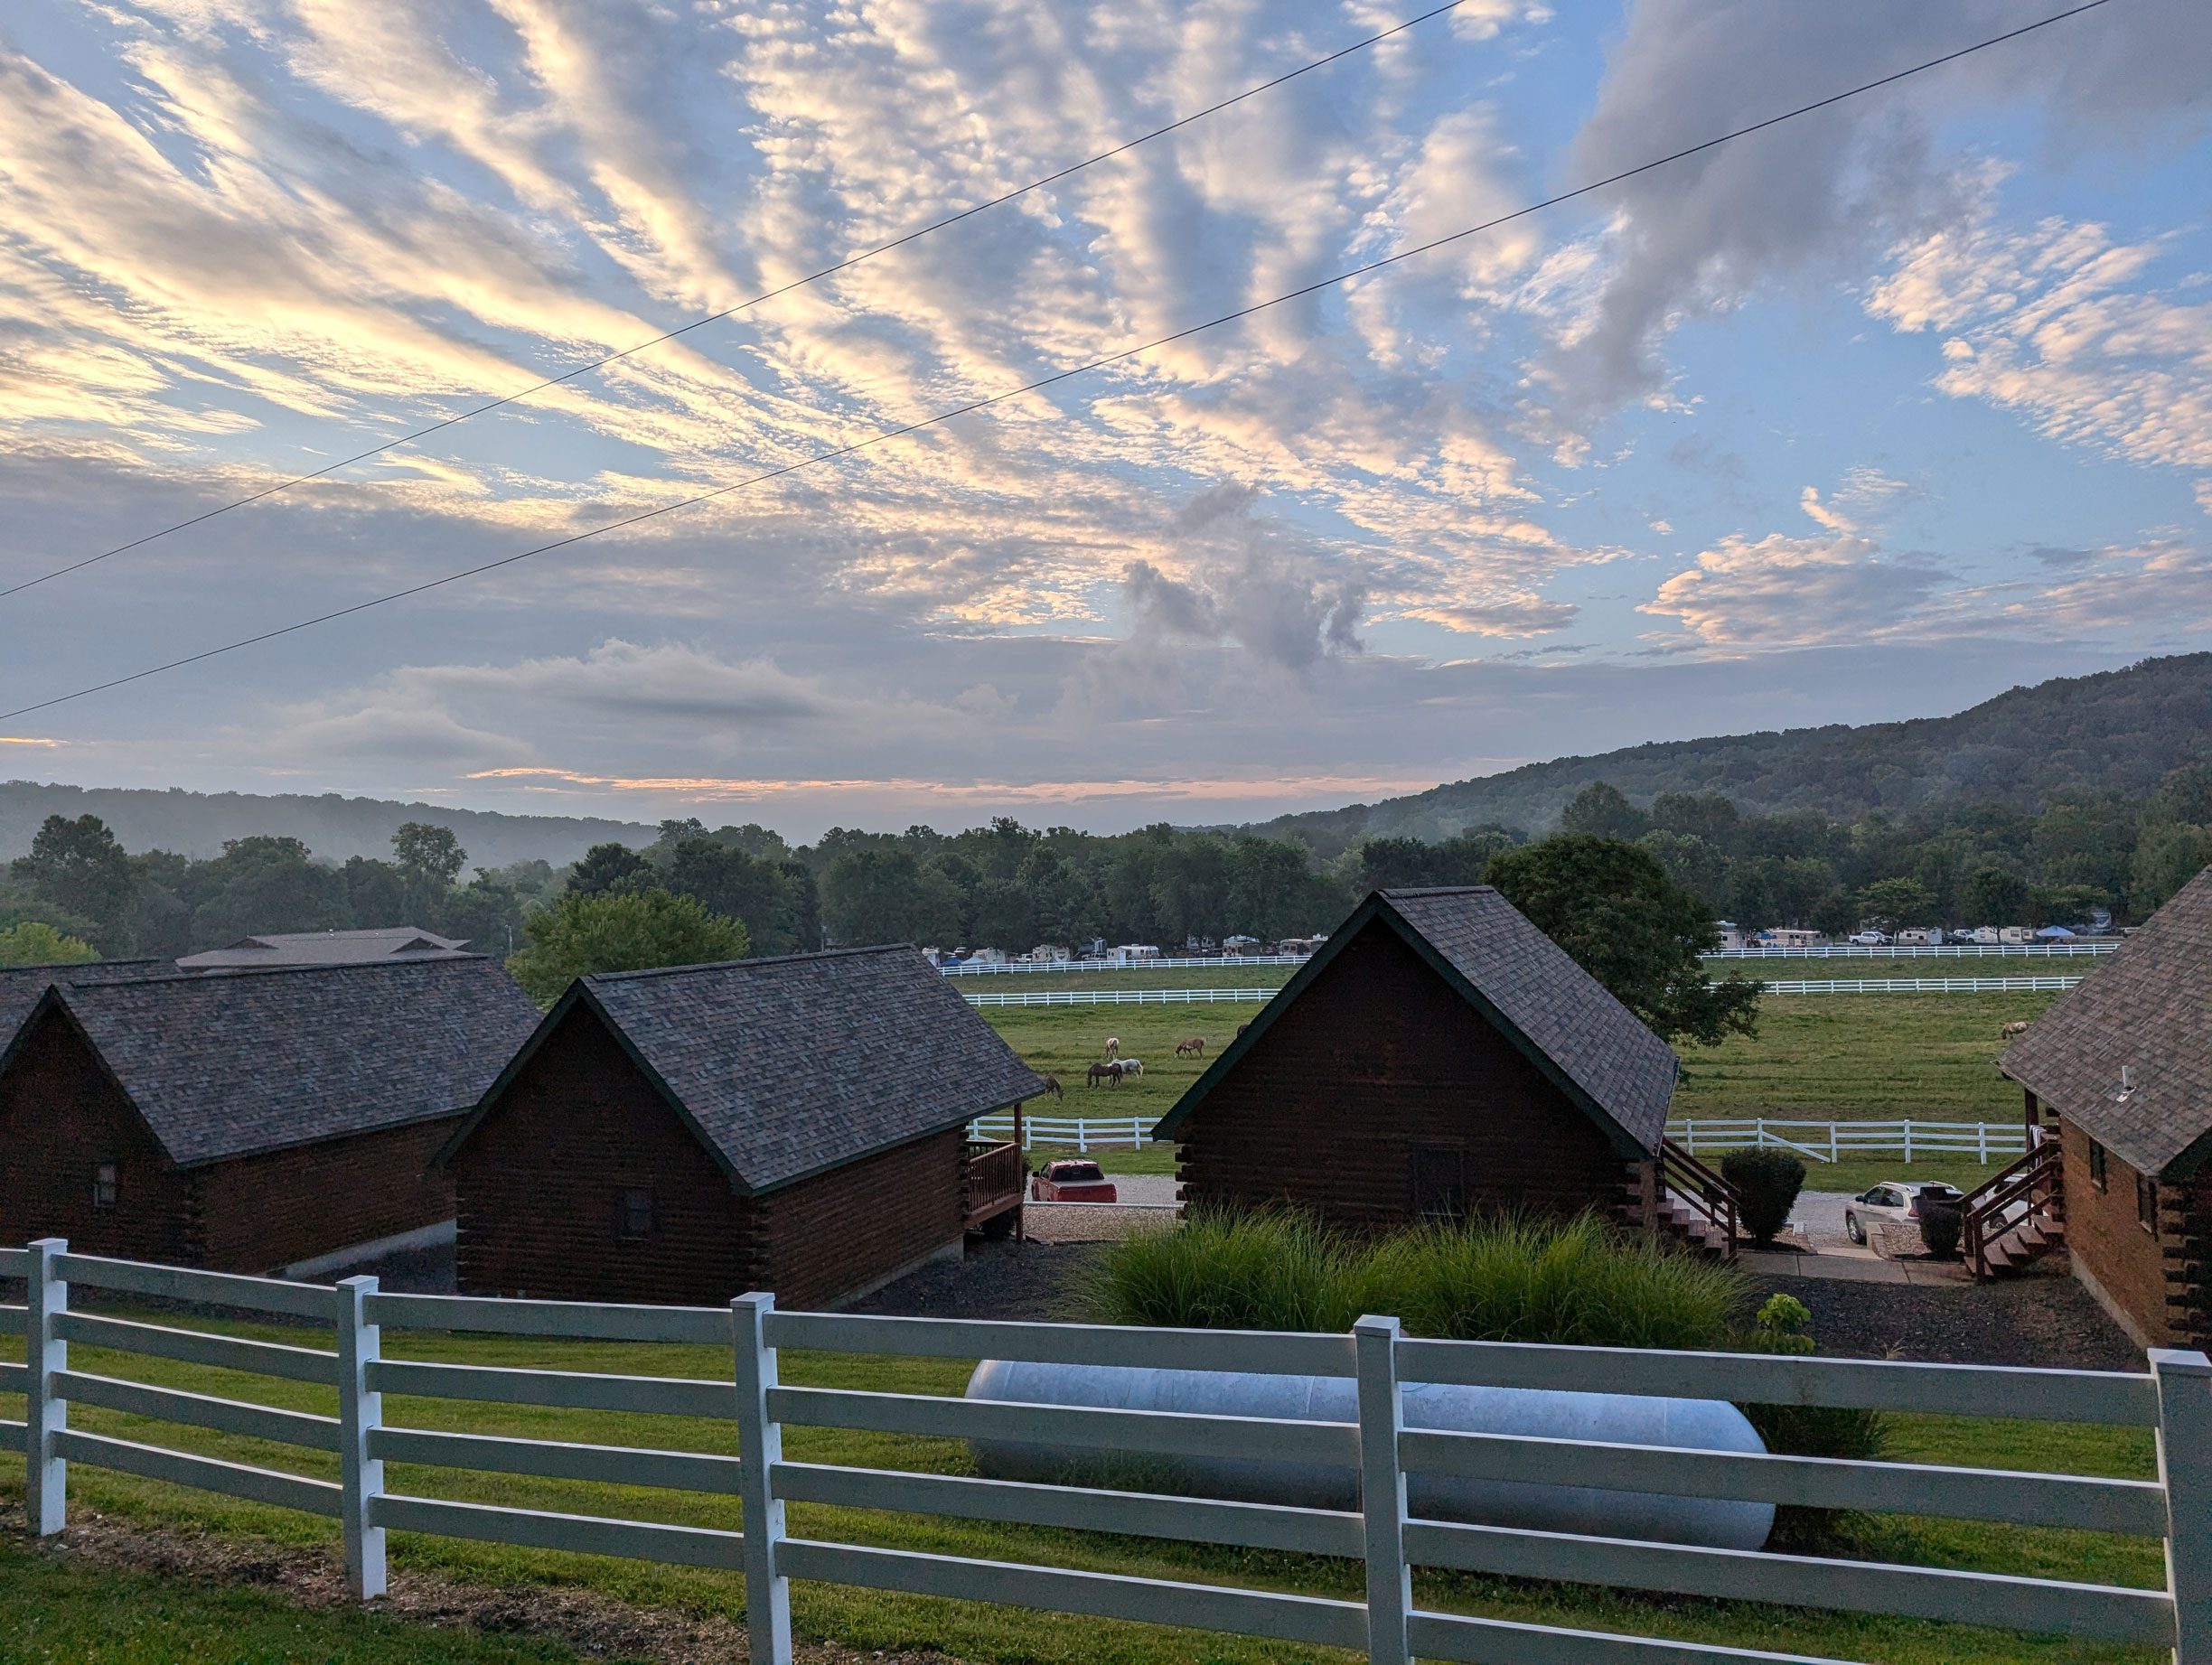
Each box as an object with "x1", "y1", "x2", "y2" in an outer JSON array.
[
  {"x1": 2001, "y1": 869, "x2": 2212, "y2": 1349},
  {"x1": 1151, "y1": 886, "x2": 1681, "y2": 1230},
  {"x1": 0, "y1": 956, "x2": 538, "y2": 1274},
  {"x1": 440, "y1": 946, "x2": 1044, "y2": 1309}
]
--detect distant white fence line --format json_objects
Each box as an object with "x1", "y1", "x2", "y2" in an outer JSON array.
[
  {"x1": 961, "y1": 986, "x2": 1278, "y2": 1006},
  {"x1": 1669, "y1": 1118, "x2": 2029, "y2": 1165},
  {"x1": 969, "y1": 1113, "x2": 1149, "y2": 1151},
  {"x1": 7, "y1": 1238, "x2": 2210, "y2": 1664},
  {"x1": 1710, "y1": 942, "x2": 2117, "y2": 959},
  {"x1": 1752, "y1": 976, "x2": 2083, "y2": 995},
  {"x1": 943, "y1": 955, "x2": 1309, "y2": 975}
]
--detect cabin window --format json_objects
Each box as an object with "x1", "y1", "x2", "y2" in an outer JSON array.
[
  {"x1": 618, "y1": 1189, "x2": 654, "y2": 1239},
  {"x1": 2138, "y1": 1173, "x2": 2159, "y2": 1238},
  {"x1": 92, "y1": 1159, "x2": 119, "y2": 1211},
  {"x1": 2089, "y1": 1140, "x2": 2109, "y2": 1192},
  {"x1": 1410, "y1": 1146, "x2": 1465, "y2": 1221}
]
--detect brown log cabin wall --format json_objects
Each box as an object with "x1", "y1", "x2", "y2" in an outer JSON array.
[
  {"x1": 0, "y1": 1007, "x2": 189, "y2": 1263},
  {"x1": 2057, "y1": 1116, "x2": 2210, "y2": 1349},
  {"x1": 454, "y1": 1005, "x2": 755, "y2": 1305},
  {"x1": 757, "y1": 1127, "x2": 966, "y2": 1309},
  {"x1": 1176, "y1": 919, "x2": 1635, "y2": 1229},
  {"x1": 189, "y1": 1116, "x2": 460, "y2": 1274}
]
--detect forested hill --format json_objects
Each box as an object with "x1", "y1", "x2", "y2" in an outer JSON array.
[
  {"x1": 0, "y1": 781, "x2": 651, "y2": 866},
  {"x1": 1243, "y1": 654, "x2": 2212, "y2": 852}
]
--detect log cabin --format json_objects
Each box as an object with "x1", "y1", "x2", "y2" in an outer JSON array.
[
  {"x1": 2000, "y1": 869, "x2": 2212, "y2": 1348},
  {"x1": 0, "y1": 956, "x2": 538, "y2": 1273},
  {"x1": 440, "y1": 946, "x2": 1044, "y2": 1309},
  {"x1": 1151, "y1": 886, "x2": 1682, "y2": 1230}
]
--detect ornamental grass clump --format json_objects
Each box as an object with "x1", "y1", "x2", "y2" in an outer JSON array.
[{"x1": 1093, "y1": 1209, "x2": 1745, "y2": 1349}]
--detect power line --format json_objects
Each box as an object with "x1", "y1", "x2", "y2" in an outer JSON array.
[
  {"x1": 0, "y1": 0, "x2": 2115, "y2": 725},
  {"x1": 0, "y1": 0, "x2": 1476, "y2": 603}
]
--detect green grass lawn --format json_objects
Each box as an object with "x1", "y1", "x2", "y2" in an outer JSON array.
[
  {"x1": 1671, "y1": 993, "x2": 2060, "y2": 1122},
  {"x1": 0, "y1": 1308, "x2": 2170, "y2": 1665},
  {"x1": 978, "y1": 1002, "x2": 1268, "y2": 1121}
]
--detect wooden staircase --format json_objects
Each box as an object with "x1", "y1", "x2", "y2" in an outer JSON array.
[
  {"x1": 1623, "y1": 1138, "x2": 1741, "y2": 1259},
  {"x1": 1963, "y1": 1129, "x2": 2065, "y2": 1281}
]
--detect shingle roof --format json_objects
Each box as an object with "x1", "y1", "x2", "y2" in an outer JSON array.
[
  {"x1": 2001, "y1": 869, "x2": 2212, "y2": 1178},
  {"x1": 0, "y1": 959, "x2": 182, "y2": 1047},
  {"x1": 176, "y1": 926, "x2": 471, "y2": 968},
  {"x1": 1154, "y1": 886, "x2": 1679, "y2": 1156},
  {"x1": 4, "y1": 956, "x2": 540, "y2": 1167},
  {"x1": 459, "y1": 945, "x2": 1046, "y2": 1194}
]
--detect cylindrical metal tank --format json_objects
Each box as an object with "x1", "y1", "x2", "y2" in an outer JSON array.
[{"x1": 966, "y1": 1359, "x2": 1773, "y2": 1550}]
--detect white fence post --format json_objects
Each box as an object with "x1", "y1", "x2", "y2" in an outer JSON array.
[
  {"x1": 1830, "y1": 1124, "x2": 1839, "y2": 1163},
  {"x1": 24, "y1": 1236, "x2": 67, "y2": 1536},
  {"x1": 1905, "y1": 1120, "x2": 1915, "y2": 1164},
  {"x1": 734, "y1": 1292, "x2": 792, "y2": 1665},
  {"x1": 2152, "y1": 1349, "x2": 2212, "y2": 1663},
  {"x1": 1354, "y1": 1314, "x2": 1410, "y2": 1665},
  {"x1": 1978, "y1": 1122, "x2": 1989, "y2": 1164},
  {"x1": 1077, "y1": 1119, "x2": 1089, "y2": 1153},
  {"x1": 335, "y1": 1274, "x2": 387, "y2": 1599}
]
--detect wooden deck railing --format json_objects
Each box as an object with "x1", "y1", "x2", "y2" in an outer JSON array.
[
  {"x1": 961, "y1": 1140, "x2": 1025, "y2": 1229},
  {"x1": 1962, "y1": 1129, "x2": 2065, "y2": 1282},
  {"x1": 1658, "y1": 1136, "x2": 1741, "y2": 1258}
]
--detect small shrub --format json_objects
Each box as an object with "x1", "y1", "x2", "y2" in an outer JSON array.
[
  {"x1": 1720, "y1": 1148, "x2": 1806, "y2": 1245},
  {"x1": 1092, "y1": 1209, "x2": 1746, "y2": 1349},
  {"x1": 1917, "y1": 1201, "x2": 1963, "y2": 1258},
  {"x1": 1737, "y1": 1295, "x2": 1886, "y2": 1550}
]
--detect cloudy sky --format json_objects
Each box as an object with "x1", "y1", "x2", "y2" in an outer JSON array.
[{"x1": 2, "y1": 0, "x2": 2207, "y2": 837}]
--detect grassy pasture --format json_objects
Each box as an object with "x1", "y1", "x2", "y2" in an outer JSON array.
[{"x1": 0, "y1": 1311, "x2": 2169, "y2": 1664}]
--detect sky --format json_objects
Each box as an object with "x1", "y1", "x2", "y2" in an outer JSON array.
[{"x1": 1, "y1": 0, "x2": 2208, "y2": 840}]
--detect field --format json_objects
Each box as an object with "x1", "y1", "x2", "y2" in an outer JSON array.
[{"x1": 0, "y1": 1312, "x2": 2170, "y2": 1665}]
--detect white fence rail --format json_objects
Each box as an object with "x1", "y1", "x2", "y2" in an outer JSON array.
[
  {"x1": 943, "y1": 955, "x2": 1311, "y2": 975},
  {"x1": 7, "y1": 1237, "x2": 2211, "y2": 1664},
  {"x1": 1667, "y1": 1118, "x2": 2030, "y2": 1165},
  {"x1": 961, "y1": 986, "x2": 1277, "y2": 1007},
  {"x1": 1754, "y1": 976, "x2": 2082, "y2": 995},
  {"x1": 1709, "y1": 942, "x2": 2116, "y2": 958},
  {"x1": 968, "y1": 1113, "x2": 1150, "y2": 1150}
]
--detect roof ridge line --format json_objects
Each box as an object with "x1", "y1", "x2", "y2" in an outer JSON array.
[{"x1": 586, "y1": 943, "x2": 914, "y2": 983}]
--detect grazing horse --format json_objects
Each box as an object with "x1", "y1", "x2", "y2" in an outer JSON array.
[
  {"x1": 2000, "y1": 1020, "x2": 2032, "y2": 1039},
  {"x1": 1176, "y1": 1036, "x2": 1205, "y2": 1058},
  {"x1": 1117, "y1": 1058, "x2": 1143, "y2": 1077},
  {"x1": 1104, "y1": 1036, "x2": 1121, "y2": 1059},
  {"x1": 1087, "y1": 1061, "x2": 1126, "y2": 1088},
  {"x1": 1038, "y1": 1072, "x2": 1064, "y2": 1102}
]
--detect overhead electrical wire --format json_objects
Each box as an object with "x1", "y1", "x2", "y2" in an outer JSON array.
[
  {"x1": 0, "y1": 0, "x2": 2115, "y2": 725},
  {"x1": 0, "y1": 0, "x2": 1477, "y2": 603}
]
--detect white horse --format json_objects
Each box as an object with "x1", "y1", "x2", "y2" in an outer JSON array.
[
  {"x1": 1117, "y1": 1058, "x2": 1143, "y2": 1077},
  {"x1": 1104, "y1": 1035, "x2": 1121, "y2": 1059}
]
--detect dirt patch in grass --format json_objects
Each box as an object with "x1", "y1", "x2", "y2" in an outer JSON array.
[
  {"x1": 5, "y1": 1516, "x2": 953, "y2": 1665},
  {"x1": 1751, "y1": 1258, "x2": 2142, "y2": 1371},
  {"x1": 844, "y1": 1234, "x2": 1109, "y2": 1323}
]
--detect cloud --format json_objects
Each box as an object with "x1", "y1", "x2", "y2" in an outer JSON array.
[
  {"x1": 1800, "y1": 487, "x2": 1856, "y2": 534},
  {"x1": 1640, "y1": 532, "x2": 1952, "y2": 647},
  {"x1": 1533, "y1": 0, "x2": 2212, "y2": 417},
  {"x1": 1868, "y1": 215, "x2": 2212, "y2": 471},
  {"x1": 2008, "y1": 542, "x2": 2212, "y2": 637}
]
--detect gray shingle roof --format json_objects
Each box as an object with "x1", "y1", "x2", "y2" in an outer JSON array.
[
  {"x1": 474, "y1": 946, "x2": 1046, "y2": 1194},
  {"x1": 0, "y1": 959, "x2": 182, "y2": 1047},
  {"x1": 6, "y1": 956, "x2": 540, "y2": 1167},
  {"x1": 1154, "y1": 886, "x2": 1679, "y2": 1155},
  {"x1": 2001, "y1": 870, "x2": 2212, "y2": 1178}
]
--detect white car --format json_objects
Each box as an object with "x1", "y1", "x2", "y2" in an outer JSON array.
[
  {"x1": 1846, "y1": 930, "x2": 1890, "y2": 946},
  {"x1": 1844, "y1": 1181, "x2": 1965, "y2": 1245}
]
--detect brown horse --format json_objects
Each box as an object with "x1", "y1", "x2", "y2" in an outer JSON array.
[
  {"x1": 1087, "y1": 1061, "x2": 1126, "y2": 1088},
  {"x1": 1175, "y1": 1036, "x2": 1205, "y2": 1058},
  {"x1": 1037, "y1": 1072, "x2": 1064, "y2": 1101}
]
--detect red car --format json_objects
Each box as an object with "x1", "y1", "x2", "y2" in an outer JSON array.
[{"x1": 1029, "y1": 1159, "x2": 1118, "y2": 1202}]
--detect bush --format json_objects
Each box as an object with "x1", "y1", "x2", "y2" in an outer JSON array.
[
  {"x1": 1720, "y1": 1148, "x2": 1806, "y2": 1245},
  {"x1": 1736, "y1": 1296, "x2": 1886, "y2": 1549},
  {"x1": 1917, "y1": 1202, "x2": 1963, "y2": 1258},
  {"x1": 0, "y1": 921, "x2": 100, "y2": 968},
  {"x1": 1092, "y1": 1209, "x2": 1746, "y2": 1349}
]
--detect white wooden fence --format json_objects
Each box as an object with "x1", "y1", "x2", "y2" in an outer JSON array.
[
  {"x1": 1710, "y1": 942, "x2": 2116, "y2": 958},
  {"x1": 961, "y1": 987, "x2": 1279, "y2": 1007},
  {"x1": 1668, "y1": 1119, "x2": 2031, "y2": 1165},
  {"x1": 1753, "y1": 976, "x2": 2083, "y2": 995},
  {"x1": 6, "y1": 1237, "x2": 2210, "y2": 1664},
  {"x1": 944, "y1": 956, "x2": 1312, "y2": 975},
  {"x1": 968, "y1": 1113, "x2": 1150, "y2": 1151}
]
